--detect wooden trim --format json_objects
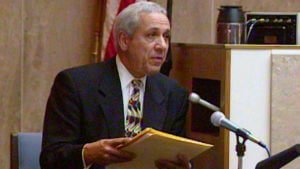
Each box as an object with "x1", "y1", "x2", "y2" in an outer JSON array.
[
  {"x1": 172, "y1": 43, "x2": 226, "y2": 49},
  {"x1": 171, "y1": 43, "x2": 300, "y2": 49},
  {"x1": 224, "y1": 44, "x2": 300, "y2": 49},
  {"x1": 223, "y1": 49, "x2": 231, "y2": 169},
  {"x1": 92, "y1": 0, "x2": 107, "y2": 62}
]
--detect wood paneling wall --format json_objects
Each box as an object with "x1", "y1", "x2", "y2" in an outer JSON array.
[
  {"x1": 1, "y1": 0, "x2": 299, "y2": 168},
  {"x1": 0, "y1": 1, "x2": 97, "y2": 168},
  {"x1": 0, "y1": 0, "x2": 22, "y2": 168}
]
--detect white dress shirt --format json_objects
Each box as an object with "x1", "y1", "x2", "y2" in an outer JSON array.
[{"x1": 116, "y1": 55, "x2": 146, "y2": 123}]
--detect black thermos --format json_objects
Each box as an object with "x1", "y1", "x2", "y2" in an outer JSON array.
[{"x1": 216, "y1": 6, "x2": 246, "y2": 44}]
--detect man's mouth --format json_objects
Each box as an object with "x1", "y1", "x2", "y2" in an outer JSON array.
[
  {"x1": 151, "y1": 56, "x2": 164, "y2": 61},
  {"x1": 151, "y1": 56, "x2": 164, "y2": 65}
]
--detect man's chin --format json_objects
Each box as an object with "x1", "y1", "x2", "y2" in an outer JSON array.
[{"x1": 146, "y1": 66, "x2": 162, "y2": 76}]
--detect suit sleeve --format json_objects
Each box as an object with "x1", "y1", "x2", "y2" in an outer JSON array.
[
  {"x1": 170, "y1": 86, "x2": 193, "y2": 168},
  {"x1": 169, "y1": 86, "x2": 189, "y2": 137},
  {"x1": 40, "y1": 71, "x2": 84, "y2": 169}
]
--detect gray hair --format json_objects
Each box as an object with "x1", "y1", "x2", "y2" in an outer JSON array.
[{"x1": 113, "y1": 1, "x2": 167, "y2": 50}]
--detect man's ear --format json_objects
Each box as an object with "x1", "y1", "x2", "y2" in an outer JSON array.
[{"x1": 118, "y1": 31, "x2": 130, "y2": 51}]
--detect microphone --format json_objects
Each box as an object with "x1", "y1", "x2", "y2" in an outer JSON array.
[
  {"x1": 188, "y1": 92, "x2": 220, "y2": 111},
  {"x1": 255, "y1": 144, "x2": 300, "y2": 169},
  {"x1": 210, "y1": 111, "x2": 267, "y2": 148}
]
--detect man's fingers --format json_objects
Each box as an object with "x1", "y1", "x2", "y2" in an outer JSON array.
[
  {"x1": 86, "y1": 138, "x2": 135, "y2": 166},
  {"x1": 155, "y1": 155, "x2": 191, "y2": 169},
  {"x1": 103, "y1": 145, "x2": 135, "y2": 161},
  {"x1": 102, "y1": 137, "x2": 135, "y2": 161},
  {"x1": 155, "y1": 160, "x2": 166, "y2": 169},
  {"x1": 107, "y1": 152, "x2": 136, "y2": 163},
  {"x1": 106, "y1": 137, "x2": 132, "y2": 147},
  {"x1": 93, "y1": 148, "x2": 134, "y2": 165},
  {"x1": 177, "y1": 154, "x2": 190, "y2": 168},
  {"x1": 102, "y1": 153, "x2": 122, "y2": 163},
  {"x1": 155, "y1": 159, "x2": 178, "y2": 169}
]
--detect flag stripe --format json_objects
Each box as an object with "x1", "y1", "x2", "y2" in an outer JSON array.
[
  {"x1": 101, "y1": 0, "x2": 148, "y2": 61},
  {"x1": 104, "y1": 0, "x2": 137, "y2": 61},
  {"x1": 101, "y1": 0, "x2": 121, "y2": 61}
]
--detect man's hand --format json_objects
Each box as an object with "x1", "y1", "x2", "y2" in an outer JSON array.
[
  {"x1": 83, "y1": 137, "x2": 135, "y2": 166},
  {"x1": 155, "y1": 154, "x2": 192, "y2": 169}
]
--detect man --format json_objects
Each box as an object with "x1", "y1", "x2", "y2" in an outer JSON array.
[{"x1": 40, "y1": 2, "x2": 190, "y2": 169}]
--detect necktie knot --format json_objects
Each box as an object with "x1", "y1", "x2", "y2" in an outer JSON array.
[{"x1": 132, "y1": 79, "x2": 143, "y2": 89}]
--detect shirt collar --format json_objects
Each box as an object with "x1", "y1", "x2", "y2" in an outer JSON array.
[{"x1": 116, "y1": 55, "x2": 146, "y2": 90}]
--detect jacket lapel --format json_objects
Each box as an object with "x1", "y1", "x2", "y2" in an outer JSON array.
[
  {"x1": 97, "y1": 59, "x2": 125, "y2": 138},
  {"x1": 142, "y1": 76, "x2": 167, "y2": 131},
  {"x1": 97, "y1": 59, "x2": 168, "y2": 137}
]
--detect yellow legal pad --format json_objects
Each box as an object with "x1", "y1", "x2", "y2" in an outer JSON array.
[{"x1": 109, "y1": 128, "x2": 213, "y2": 169}]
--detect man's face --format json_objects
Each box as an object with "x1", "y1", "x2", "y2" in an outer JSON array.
[{"x1": 121, "y1": 12, "x2": 170, "y2": 78}]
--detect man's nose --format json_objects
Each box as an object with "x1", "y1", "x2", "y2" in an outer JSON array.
[{"x1": 155, "y1": 36, "x2": 168, "y2": 51}]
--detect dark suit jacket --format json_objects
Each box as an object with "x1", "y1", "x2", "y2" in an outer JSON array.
[{"x1": 40, "y1": 58, "x2": 188, "y2": 169}]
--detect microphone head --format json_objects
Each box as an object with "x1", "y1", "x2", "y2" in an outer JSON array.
[
  {"x1": 210, "y1": 111, "x2": 225, "y2": 127},
  {"x1": 189, "y1": 92, "x2": 200, "y2": 103}
]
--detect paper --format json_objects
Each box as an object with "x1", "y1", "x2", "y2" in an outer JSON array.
[{"x1": 108, "y1": 128, "x2": 213, "y2": 169}]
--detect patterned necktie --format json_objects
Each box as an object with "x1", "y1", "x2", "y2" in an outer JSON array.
[{"x1": 125, "y1": 79, "x2": 143, "y2": 137}]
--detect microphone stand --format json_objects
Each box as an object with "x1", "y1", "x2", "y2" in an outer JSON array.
[
  {"x1": 235, "y1": 129, "x2": 248, "y2": 169},
  {"x1": 190, "y1": 92, "x2": 271, "y2": 168}
]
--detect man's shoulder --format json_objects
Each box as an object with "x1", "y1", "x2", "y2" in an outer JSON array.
[
  {"x1": 149, "y1": 73, "x2": 187, "y2": 93},
  {"x1": 59, "y1": 59, "x2": 114, "y2": 79},
  {"x1": 62, "y1": 62, "x2": 104, "y2": 75},
  {"x1": 52, "y1": 59, "x2": 116, "y2": 90},
  {"x1": 151, "y1": 73, "x2": 176, "y2": 85}
]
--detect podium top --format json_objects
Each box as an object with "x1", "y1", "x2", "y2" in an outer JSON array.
[{"x1": 172, "y1": 43, "x2": 300, "y2": 49}]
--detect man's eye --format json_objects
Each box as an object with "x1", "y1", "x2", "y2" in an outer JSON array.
[
  {"x1": 147, "y1": 33, "x2": 156, "y2": 38},
  {"x1": 164, "y1": 34, "x2": 170, "y2": 40}
]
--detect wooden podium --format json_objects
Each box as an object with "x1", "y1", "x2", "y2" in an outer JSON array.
[
  {"x1": 170, "y1": 43, "x2": 300, "y2": 169},
  {"x1": 170, "y1": 43, "x2": 231, "y2": 169}
]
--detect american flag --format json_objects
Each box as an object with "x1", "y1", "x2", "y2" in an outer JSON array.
[{"x1": 100, "y1": 0, "x2": 148, "y2": 62}]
